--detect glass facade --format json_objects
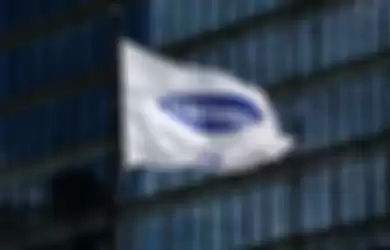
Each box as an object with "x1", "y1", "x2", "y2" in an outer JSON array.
[
  {"x1": 2, "y1": 85, "x2": 111, "y2": 166},
  {"x1": 0, "y1": 0, "x2": 91, "y2": 33},
  {"x1": 1, "y1": 0, "x2": 390, "y2": 249},
  {"x1": 119, "y1": 0, "x2": 390, "y2": 250},
  {"x1": 0, "y1": 16, "x2": 113, "y2": 103},
  {"x1": 0, "y1": 1, "x2": 119, "y2": 248},
  {"x1": 0, "y1": 0, "x2": 157, "y2": 246},
  {"x1": 148, "y1": 0, "x2": 288, "y2": 46},
  {"x1": 119, "y1": 151, "x2": 389, "y2": 250}
]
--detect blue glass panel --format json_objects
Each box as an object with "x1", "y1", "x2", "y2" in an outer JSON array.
[
  {"x1": 210, "y1": 199, "x2": 222, "y2": 249},
  {"x1": 263, "y1": 28, "x2": 278, "y2": 85},
  {"x1": 295, "y1": 15, "x2": 315, "y2": 75},
  {"x1": 119, "y1": 169, "x2": 147, "y2": 198},
  {"x1": 61, "y1": 25, "x2": 85, "y2": 77},
  {"x1": 235, "y1": 0, "x2": 255, "y2": 20},
  {"x1": 253, "y1": 32, "x2": 270, "y2": 86},
  {"x1": 224, "y1": 41, "x2": 237, "y2": 75},
  {"x1": 147, "y1": 0, "x2": 289, "y2": 45},
  {"x1": 351, "y1": 77, "x2": 370, "y2": 136},
  {"x1": 122, "y1": 0, "x2": 151, "y2": 45},
  {"x1": 218, "y1": 0, "x2": 240, "y2": 25},
  {"x1": 241, "y1": 188, "x2": 256, "y2": 245},
  {"x1": 339, "y1": 155, "x2": 366, "y2": 222},
  {"x1": 359, "y1": 75, "x2": 376, "y2": 135},
  {"x1": 166, "y1": 0, "x2": 181, "y2": 41},
  {"x1": 6, "y1": 48, "x2": 19, "y2": 97},
  {"x1": 0, "y1": 121, "x2": 5, "y2": 167},
  {"x1": 120, "y1": 169, "x2": 208, "y2": 199},
  {"x1": 230, "y1": 193, "x2": 244, "y2": 246},
  {"x1": 322, "y1": 9, "x2": 337, "y2": 65},
  {"x1": 2, "y1": 16, "x2": 112, "y2": 102},
  {"x1": 2, "y1": 85, "x2": 111, "y2": 167},
  {"x1": 168, "y1": 170, "x2": 192, "y2": 189},
  {"x1": 198, "y1": 202, "x2": 214, "y2": 250},
  {"x1": 271, "y1": 25, "x2": 295, "y2": 85},
  {"x1": 158, "y1": 211, "x2": 175, "y2": 250},
  {"x1": 8, "y1": 0, "x2": 28, "y2": 29},
  {"x1": 94, "y1": 17, "x2": 114, "y2": 63},
  {"x1": 380, "y1": 73, "x2": 390, "y2": 127},
  {"x1": 332, "y1": 71, "x2": 389, "y2": 142},
  {"x1": 135, "y1": 215, "x2": 157, "y2": 250},
  {"x1": 189, "y1": 203, "x2": 201, "y2": 250},
  {"x1": 373, "y1": 150, "x2": 388, "y2": 215},
  {"x1": 327, "y1": 83, "x2": 342, "y2": 143},
  {"x1": 213, "y1": 43, "x2": 231, "y2": 70},
  {"x1": 23, "y1": 43, "x2": 38, "y2": 94},
  {"x1": 32, "y1": 0, "x2": 54, "y2": 22},
  {"x1": 270, "y1": 181, "x2": 289, "y2": 239},
  {"x1": 219, "y1": 194, "x2": 235, "y2": 249},
  {"x1": 164, "y1": 0, "x2": 181, "y2": 42},
  {"x1": 171, "y1": 206, "x2": 186, "y2": 250},
  {"x1": 6, "y1": 0, "x2": 91, "y2": 30},
  {"x1": 0, "y1": 0, "x2": 9, "y2": 34},
  {"x1": 200, "y1": 0, "x2": 219, "y2": 33},
  {"x1": 37, "y1": 32, "x2": 57, "y2": 86},
  {"x1": 244, "y1": 37, "x2": 258, "y2": 82},
  {"x1": 251, "y1": 184, "x2": 265, "y2": 244},
  {"x1": 378, "y1": 0, "x2": 390, "y2": 48},
  {"x1": 340, "y1": 8, "x2": 359, "y2": 62},
  {"x1": 372, "y1": 73, "x2": 384, "y2": 133},
  {"x1": 302, "y1": 167, "x2": 332, "y2": 232},
  {"x1": 23, "y1": 109, "x2": 39, "y2": 159},
  {"x1": 354, "y1": 3, "x2": 380, "y2": 58},
  {"x1": 4, "y1": 114, "x2": 22, "y2": 165},
  {"x1": 232, "y1": 38, "x2": 252, "y2": 81},
  {"x1": 188, "y1": 3, "x2": 390, "y2": 89},
  {"x1": 254, "y1": 184, "x2": 273, "y2": 243},
  {"x1": 181, "y1": 206, "x2": 196, "y2": 250},
  {"x1": 317, "y1": 90, "x2": 331, "y2": 147},
  {"x1": 338, "y1": 81, "x2": 356, "y2": 142},
  {"x1": 304, "y1": 91, "x2": 322, "y2": 149},
  {"x1": 162, "y1": 1, "x2": 176, "y2": 44},
  {"x1": 313, "y1": 90, "x2": 330, "y2": 148},
  {"x1": 148, "y1": 0, "x2": 165, "y2": 46},
  {"x1": 0, "y1": 55, "x2": 10, "y2": 102},
  {"x1": 155, "y1": 172, "x2": 172, "y2": 192},
  {"x1": 248, "y1": 0, "x2": 283, "y2": 14}
]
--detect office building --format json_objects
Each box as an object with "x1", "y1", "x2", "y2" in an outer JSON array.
[
  {"x1": 0, "y1": 1, "x2": 147, "y2": 249},
  {"x1": 0, "y1": 0, "x2": 390, "y2": 249},
  {"x1": 118, "y1": 1, "x2": 390, "y2": 250}
]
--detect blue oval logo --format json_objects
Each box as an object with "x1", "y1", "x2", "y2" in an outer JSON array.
[{"x1": 159, "y1": 92, "x2": 262, "y2": 133}]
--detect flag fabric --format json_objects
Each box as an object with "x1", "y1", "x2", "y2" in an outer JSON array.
[{"x1": 119, "y1": 39, "x2": 294, "y2": 173}]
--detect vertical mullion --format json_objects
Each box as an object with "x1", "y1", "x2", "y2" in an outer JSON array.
[
  {"x1": 386, "y1": 141, "x2": 390, "y2": 222},
  {"x1": 364, "y1": 151, "x2": 376, "y2": 246},
  {"x1": 162, "y1": 209, "x2": 175, "y2": 250},
  {"x1": 107, "y1": 1, "x2": 121, "y2": 250},
  {"x1": 261, "y1": 182, "x2": 273, "y2": 244},
  {"x1": 287, "y1": 163, "x2": 303, "y2": 249}
]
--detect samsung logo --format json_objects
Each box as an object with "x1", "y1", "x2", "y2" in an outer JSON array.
[{"x1": 159, "y1": 92, "x2": 262, "y2": 133}]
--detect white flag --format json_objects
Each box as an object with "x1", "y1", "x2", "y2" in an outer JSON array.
[{"x1": 119, "y1": 39, "x2": 294, "y2": 173}]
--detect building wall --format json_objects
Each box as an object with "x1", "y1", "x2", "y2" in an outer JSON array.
[
  {"x1": 118, "y1": 1, "x2": 390, "y2": 250},
  {"x1": 147, "y1": 0, "x2": 288, "y2": 46},
  {"x1": 0, "y1": 0, "x2": 389, "y2": 249},
  {"x1": 0, "y1": 1, "x2": 147, "y2": 247}
]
